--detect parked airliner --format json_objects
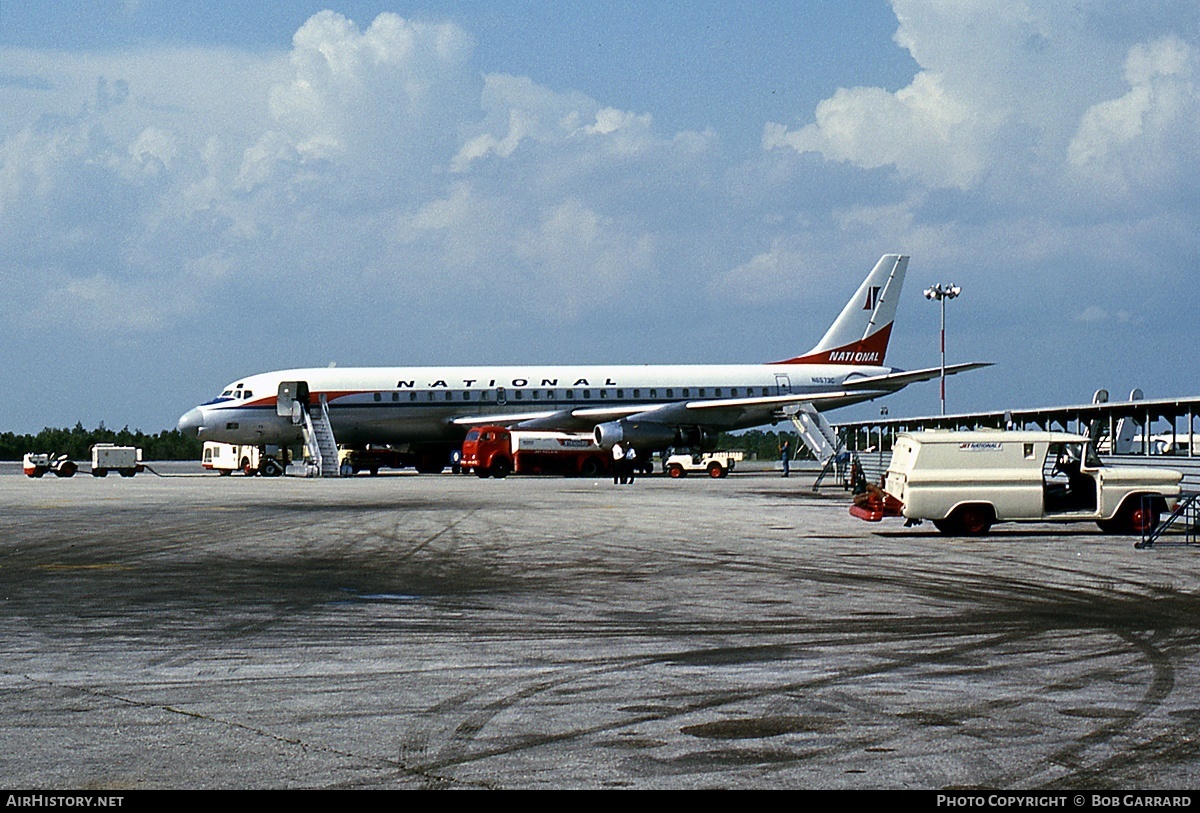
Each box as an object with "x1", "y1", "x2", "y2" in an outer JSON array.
[{"x1": 177, "y1": 255, "x2": 988, "y2": 471}]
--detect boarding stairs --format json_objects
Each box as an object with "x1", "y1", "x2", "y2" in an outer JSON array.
[
  {"x1": 785, "y1": 403, "x2": 852, "y2": 491},
  {"x1": 1136, "y1": 493, "x2": 1200, "y2": 549},
  {"x1": 302, "y1": 394, "x2": 340, "y2": 478}
]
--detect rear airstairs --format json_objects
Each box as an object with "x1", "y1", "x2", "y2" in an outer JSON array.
[{"x1": 784, "y1": 403, "x2": 854, "y2": 491}]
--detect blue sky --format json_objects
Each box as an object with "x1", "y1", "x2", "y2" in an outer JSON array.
[{"x1": 1, "y1": 1, "x2": 1198, "y2": 433}]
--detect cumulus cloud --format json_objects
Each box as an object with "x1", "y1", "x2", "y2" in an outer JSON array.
[
  {"x1": 1068, "y1": 36, "x2": 1200, "y2": 197},
  {"x1": 0, "y1": 10, "x2": 712, "y2": 344},
  {"x1": 764, "y1": 70, "x2": 985, "y2": 190},
  {"x1": 761, "y1": 0, "x2": 1160, "y2": 193},
  {"x1": 129, "y1": 127, "x2": 178, "y2": 172},
  {"x1": 757, "y1": 1, "x2": 1199, "y2": 298},
  {"x1": 266, "y1": 11, "x2": 478, "y2": 176},
  {"x1": 450, "y1": 73, "x2": 694, "y2": 173}
]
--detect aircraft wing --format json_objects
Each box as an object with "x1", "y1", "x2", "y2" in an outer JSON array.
[
  {"x1": 451, "y1": 410, "x2": 563, "y2": 427},
  {"x1": 450, "y1": 386, "x2": 903, "y2": 434},
  {"x1": 529, "y1": 393, "x2": 850, "y2": 429},
  {"x1": 841, "y1": 362, "x2": 992, "y2": 392},
  {"x1": 620, "y1": 389, "x2": 861, "y2": 426},
  {"x1": 445, "y1": 366, "x2": 988, "y2": 435},
  {"x1": 452, "y1": 405, "x2": 660, "y2": 432}
]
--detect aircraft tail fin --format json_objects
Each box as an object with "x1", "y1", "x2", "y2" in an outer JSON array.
[{"x1": 773, "y1": 254, "x2": 908, "y2": 366}]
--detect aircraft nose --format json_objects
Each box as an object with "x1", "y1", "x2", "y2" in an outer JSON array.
[{"x1": 177, "y1": 407, "x2": 205, "y2": 437}]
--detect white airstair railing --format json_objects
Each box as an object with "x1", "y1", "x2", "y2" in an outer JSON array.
[{"x1": 301, "y1": 394, "x2": 340, "y2": 477}]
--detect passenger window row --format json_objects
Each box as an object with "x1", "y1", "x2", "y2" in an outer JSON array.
[{"x1": 366, "y1": 387, "x2": 771, "y2": 402}]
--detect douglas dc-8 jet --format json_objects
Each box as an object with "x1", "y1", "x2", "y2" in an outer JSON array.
[{"x1": 177, "y1": 255, "x2": 988, "y2": 472}]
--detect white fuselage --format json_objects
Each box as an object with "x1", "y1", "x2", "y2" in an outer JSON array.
[{"x1": 180, "y1": 362, "x2": 893, "y2": 448}]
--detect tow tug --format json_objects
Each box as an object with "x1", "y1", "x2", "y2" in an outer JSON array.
[{"x1": 23, "y1": 452, "x2": 78, "y2": 478}]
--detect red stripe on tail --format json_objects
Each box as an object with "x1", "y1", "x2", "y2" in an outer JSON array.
[{"x1": 771, "y1": 324, "x2": 892, "y2": 365}]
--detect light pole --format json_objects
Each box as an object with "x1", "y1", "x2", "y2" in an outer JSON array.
[{"x1": 923, "y1": 283, "x2": 961, "y2": 415}]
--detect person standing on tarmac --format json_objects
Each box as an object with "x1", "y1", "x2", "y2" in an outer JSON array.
[
  {"x1": 624, "y1": 445, "x2": 638, "y2": 485},
  {"x1": 779, "y1": 438, "x2": 792, "y2": 478},
  {"x1": 612, "y1": 442, "x2": 625, "y2": 485}
]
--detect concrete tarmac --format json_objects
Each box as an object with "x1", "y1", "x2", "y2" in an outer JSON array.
[{"x1": 3, "y1": 464, "x2": 1200, "y2": 789}]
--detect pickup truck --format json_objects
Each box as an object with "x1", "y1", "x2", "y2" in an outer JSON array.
[{"x1": 850, "y1": 430, "x2": 1182, "y2": 535}]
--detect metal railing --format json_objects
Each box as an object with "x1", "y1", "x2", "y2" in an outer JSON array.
[{"x1": 1137, "y1": 493, "x2": 1199, "y2": 549}]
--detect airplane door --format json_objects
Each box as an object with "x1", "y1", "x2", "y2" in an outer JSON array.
[
  {"x1": 775, "y1": 374, "x2": 792, "y2": 395},
  {"x1": 277, "y1": 381, "x2": 310, "y2": 423}
]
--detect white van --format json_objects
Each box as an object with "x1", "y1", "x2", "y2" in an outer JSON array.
[{"x1": 853, "y1": 430, "x2": 1182, "y2": 535}]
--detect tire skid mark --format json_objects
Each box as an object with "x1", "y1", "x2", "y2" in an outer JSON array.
[
  {"x1": 391, "y1": 510, "x2": 479, "y2": 563},
  {"x1": 404, "y1": 569, "x2": 1200, "y2": 785},
  {"x1": 410, "y1": 624, "x2": 1038, "y2": 774},
  {"x1": 1033, "y1": 629, "x2": 1180, "y2": 788}
]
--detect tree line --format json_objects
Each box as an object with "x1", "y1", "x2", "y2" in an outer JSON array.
[
  {"x1": 714, "y1": 429, "x2": 811, "y2": 461},
  {"x1": 0, "y1": 423, "x2": 202, "y2": 461}
]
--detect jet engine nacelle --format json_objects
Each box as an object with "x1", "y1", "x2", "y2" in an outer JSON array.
[
  {"x1": 594, "y1": 420, "x2": 680, "y2": 451},
  {"x1": 677, "y1": 427, "x2": 717, "y2": 451}
]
